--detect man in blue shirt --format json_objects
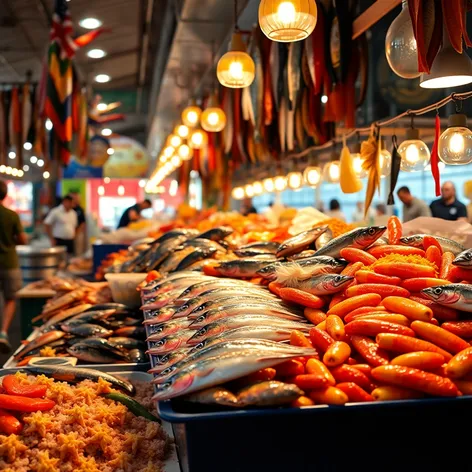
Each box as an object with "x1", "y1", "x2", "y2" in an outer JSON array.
[{"x1": 430, "y1": 181, "x2": 468, "y2": 221}]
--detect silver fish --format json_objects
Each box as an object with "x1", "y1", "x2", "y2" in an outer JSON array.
[
  {"x1": 240, "y1": 241, "x2": 280, "y2": 253},
  {"x1": 147, "y1": 235, "x2": 189, "y2": 271},
  {"x1": 315, "y1": 227, "x2": 334, "y2": 250},
  {"x1": 181, "y1": 238, "x2": 227, "y2": 253},
  {"x1": 141, "y1": 271, "x2": 204, "y2": 293},
  {"x1": 152, "y1": 346, "x2": 316, "y2": 401},
  {"x1": 314, "y1": 226, "x2": 387, "y2": 258},
  {"x1": 400, "y1": 234, "x2": 465, "y2": 256},
  {"x1": 142, "y1": 276, "x2": 210, "y2": 299},
  {"x1": 67, "y1": 342, "x2": 129, "y2": 364},
  {"x1": 183, "y1": 387, "x2": 239, "y2": 407},
  {"x1": 141, "y1": 288, "x2": 188, "y2": 310},
  {"x1": 172, "y1": 247, "x2": 217, "y2": 273},
  {"x1": 293, "y1": 274, "x2": 353, "y2": 295},
  {"x1": 422, "y1": 284, "x2": 472, "y2": 312},
  {"x1": 453, "y1": 249, "x2": 472, "y2": 267},
  {"x1": 39, "y1": 304, "x2": 93, "y2": 332},
  {"x1": 277, "y1": 226, "x2": 328, "y2": 258},
  {"x1": 159, "y1": 247, "x2": 197, "y2": 273},
  {"x1": 14, "y1": 330, "x2": 65, "y2": 360},
  {"x1": 61, "y1": 309, "x2": 116, "y2": 327},
  {"x1": 213, "y1": 259, "x2": 274, "y2": 278},
  {"x1": 151, "y1": 228, "x2": 199, "y2": 246},
  {"x1": 149, "y1": 348, "x2": 191, "y2": 373},
  {"x1": 237, "y1": 381, "x2": 303, "y2": 406},
  {"x1": 108, "y1": 337, "x2": 146, "y2": 350},
  {"x1": 289, "y1": 250, "x2": 317, "y2": 260},
  {"x1": 146, "y1": 330, "x2": 196, "y2": 354},
  {"x1": 187, "y1": 315, "x2": 311, "y2": 345},
  {"x1": 60, "y1": 323, "x2": 113, "y2": 338},
  {"x1": 194, "y1": 226, "x2": 233, "y2": 242},
  {"x1": 178, "y1": 278, "x2": 259, "y2": 299},
  {"x1": 145, "y1": 318, "x2": 193, "y2": 339}
]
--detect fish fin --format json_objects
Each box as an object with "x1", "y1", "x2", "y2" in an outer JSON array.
[{"x1": 275, "y1": 263, "x2": 314, "y2": 286}]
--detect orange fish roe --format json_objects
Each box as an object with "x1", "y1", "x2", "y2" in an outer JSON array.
[{"x1": 366, "y1": 253, "x2": 438, "y2": 273}]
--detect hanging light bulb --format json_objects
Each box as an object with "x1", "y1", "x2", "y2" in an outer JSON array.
[
  {"x1": 169, "y1": 134, "x2": 182, "y2": 148},
  {"x1": 189, "y1": 129, "x2": 208, "y2": 149},
  {"x1": 379, "y1": 138, "x2": 392, "y2": 177},
  {"x1": 303, "y1": 165, "x2": 321, "y2": 187},
  {"x1": 175, "y1": 124, "x2": 190, "y2": 139},
  {"x1": 350, "y1": 142, "x2": 367, "y2": 178},
  {"x1": 287, "y1": 171, "x2": 303, "y2": 190},
  {"x1": 398, "y1": 128, "x2": 430, "y2": 172},
  {"x1": 118, "y1": 185, "x2": 125, "y2": 196},
  {"x1": 259, "y1": 0, "x2": 317, "y2": 42},
  {"x1": 323, "y1": 159, "x2": 341, "y2": 184},
  {"x1": 252, "y1": 181, "x2": 263, "y2": 195},
  {"x1": 263, "y1": 177, "x2": 275, "y2": 193},
  {"x1": 181, "y1": 101, "x2": 202, "y2": 128},
  {"x1": 201, "y1": 92, "x2": 227, "y2": 132},
  {"x1": 217, "y1": 32, "x2": 255, "y2": 88},
  {"x1": 232, "y1": 187, "x2": 245, "y2": 200},
  {"x1": 245, "y1": 184, "x2": 255, "y2": 197},
  {"x1": 438, "y1": 112, "x2": 472, "y2": 165},
  {"x1": 97, "y1": 185, "x2": 105, "y2": 196},
  {"x1": 273, "y1": 175, "x2": 287, "y2": 192},
  {"x1": 385, "y1": 0, "x2": 420, "y2": 79},
  {"x1": 178, "y1": 144, "x2": 193, "y2": 161},
  {"x1": 420, "y1": 26, "x2": 472, "y2": 89},
  {"x1": 163, "y1": 146, "x2": 174, "y2": 158},
  {"x1": 171, "y1": 155, "x2": 182, "y2": 167}
]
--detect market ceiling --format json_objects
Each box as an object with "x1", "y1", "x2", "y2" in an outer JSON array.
[{"x1": 0, "y1": 0, "x2": 166, "y2": 142}]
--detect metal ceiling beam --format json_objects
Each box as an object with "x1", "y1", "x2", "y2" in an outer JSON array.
[{"x1": 353, "y1": 0, "x2": 402, "y2": 39}]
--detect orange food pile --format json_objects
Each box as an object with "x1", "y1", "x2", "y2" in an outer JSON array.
[{"x1": 320, "y1": 218, "x2": 356, "y2": 238}]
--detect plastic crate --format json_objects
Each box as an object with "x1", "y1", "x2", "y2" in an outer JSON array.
[{"x1": 157, "y1": 395, "x2": 472, "y2": 472}]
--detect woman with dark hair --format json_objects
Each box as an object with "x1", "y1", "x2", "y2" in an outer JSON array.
[{"x1": 326, "y1": 199, "x2": 346, "y2": 222}]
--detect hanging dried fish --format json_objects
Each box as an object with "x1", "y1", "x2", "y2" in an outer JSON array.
[
  {"x1": 340, "y1": 136, "x2": 363, "y2": 194},
  {"x1": 387, "y1": 135, "x2": 402, "y2": 205},
  {"x1": 269, "y1": 41, "x2": 280, "y2": 112},
  {"x1": 430, "y1": 113, "x2": 441, "y2": 197},
  {"x1": 361, "y1": 128, "x2": 381, "y2": 217},
  {"x1": 441, "y1": 0, "x2": 464, "y2": 53},
  {"x1": 9, "y1": 87, "x2": 21, "y2": 164},
  {"x1": 287, "y1": 42, "x2": 302, "y2": 111},
  {"x1": 223, "y1": 90, "x2": 233, "y2": 155},
  {"x1": 0, "y1": 92, "x2": 6, "y2": 166},
  {"x1": 22, "y1": 84, "x2": 31, "y2": 146},
  {"x1": 279, "y1": 96, "x2": 287, "y2": 153}
]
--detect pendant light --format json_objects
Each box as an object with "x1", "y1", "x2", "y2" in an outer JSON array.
[
  {"x1": 398, "y1": 120, "x2": 430, "y2": 172},
  {"x1": 252, "y1": 180, "x2": 264, "y2": 195},
  {"x1": 322, "y1": 151, "x2": 341, "y2": 184},
  {"x1": 350, "y1": 135, "x2": 367, "y2": 178},
  {"x1": 217, "y1": 0, "x2": 255, "y2": 88},
  {"x1": 232, "y1": 186, "x2": 245, "y2": 200},
  {"x1": 201, "y1": 92, "x2": 227, "y2": 132},
  {"x1": 385, "y1": 0, "x2": 420, "y2": 79},
  {"x1": 189, "y1": 128, "x2": 208, "y2": 149},
  {"x1": 259, "y1": 0, "x2": 317, "y2": 43},
  {"x1": 181, "y1": 100, "x2": 202, "y2": 128},
  {"x1": 273, "y1": 174, "x2": 287, "y2": 192},
  {"x1": 245, "y1": 183, "x2": 255, "y2": 197},
  {"x1": 379, "y1": 138, "x2": 392, "y2": 177},
  {"x1": 163, "y1": 146, "x2": 174, "y2": 158},
  {"x1": 263, "y1": 177, "x2": 275, "y2": 192},
  {"x1": 171, "y1": 155, "x2": 182, "y2": 168},
  {"x1": 168, "y1": 134, "x2": 182, "y2": 148},
  {"x1": 287, "y1": 170, "x2": 303, "y2": 190},
  {"x1": 178, "y1": 143, "x2": 193, "y2": 161},
  {"x1": 175, "y1": 124, "x2": 190, "y2": 139},
  {"x1": 439, "y1": 106, "x2": 472, "y2": 165},
  {"x1": 303, "y1": 165, "x2": 321, "y2": 187},
  {"x1": 420, "y1": 25, "x2": 472, "y2": 89}
]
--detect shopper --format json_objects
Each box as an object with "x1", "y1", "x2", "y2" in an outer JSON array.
[
  {"x1": 396, "y1": 186, "x2": 432, "y2": 222},
  {"x1": 0, "y1": 179, "x2": 27, "y2": 352},
  {"x1": 69, "y1": 192, "x2": 86, "y2": 255},
  {"x1": 430, "y1": 181, "x2": 468, "y2": 221},
  {"x1": 44, "y1": 195, "x2": 78, "y2": 254},
  {"x1": 241, "y1": 197, "x2": 258, "y2": 216},
  {"x1": 117, "y1": 199, "x2": 152, "y2": 229},
  {"x1": 326, "y1": 199, "x2": 346, "y2": 221}
]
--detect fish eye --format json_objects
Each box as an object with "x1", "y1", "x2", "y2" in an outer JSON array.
[
  {"x1": 198, "y1": 327, "x2": 207, "y2": 335},
  {"x1": 179, "y1": 304, "x2": 188, "y2": 311},
  {"x1": 194, "y1": 342, "x2": 206, "y2": 350},
  {"x1": 368, "y1": 228, "x2": 376, "y2": 235},
  {"x1": 433, "y1": 287, "x2": 443, "y2": 295},
  {"x1": 159, "y1": 354, "x2": 169, "y2": 363},
  {"x1": 196, "y1": 315, "x2": 206, "y2": 323},
  {"x1": 154, "y1": 326, "x2": 163, "y2": 334},
  {"x1": 161, "y1": 366, "x2": 175, "y2": 376},
  {"x1": 156, "y1": 339, "x2": 165, "y2": 347},
  {"x1": 160, "y1": 382, "x2": 172, "y2": 390}
]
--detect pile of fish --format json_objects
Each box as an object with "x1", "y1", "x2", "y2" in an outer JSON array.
[
  {"x1": 141, "y1": 224, "x2": 390, "y2": 404},
  {"x1": 14, "y1": 302, "x2": 146, "y2": 365}
]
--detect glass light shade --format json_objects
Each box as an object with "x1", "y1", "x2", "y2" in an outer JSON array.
[
  {"x1": 171, "y1": 155, "x2": 182, "y2": 167},
  {"x1": 385, "y1": 0, "x2": 420, "y2": 79},
  {"x1": 273, "y1": 175, "x2": 287, "y2": 192},
  {"x1": 169, "y1": 134, "x2": 182, "y2": 148},
  {"x1": 398, "y1": 129, "x2": 430, "y2": 172},
  {"x1": 245, "y1": 184, "x2": 255, "y2": 197},
  {"x1": 189, "y1": 129, "x2": 208, "y2": 149},
  {"x1": 163, "y1": 146, "x2": 174, "y2": 158},
  {"x1": 352, "y1": 153, "x2": 367, "y2": 179},
  {"x1": 175, "y1": 124, "x2": 190, "y2": 138},
  {"x1": 438, "y1": 114, "x2": 472, "y2": 165},
  {"x1": 379, "y1": 149, "x2": 392, "y2": 177},
  {"x1": 181, "y1": 105, "x2": 202, "y2": 128},
  {"x1": 201, "y1": 107, "x2": 226, "y2": 132},
  {"x1": 232, "y1": 187, "x2": 245, "y2": 200},
  {"x1": 252, "y1": 181, "x2": 264, "y2": 195},
  {"x1": 263, "y1": 177, "x2": 275, "y2": 192},
  {"x1": 178, "y1": 144, "x2": 193, "y2": 161},
  {"x1": 217, "y1": 33, "x2": 255, "y2": 88},
  {"x1": 303, "y1": 165, "x2": 321, "y2": 187},
  {"x1": 159, "y1": 155, "x2": 167, "y2": 164},
  {"x1": 323, "y1": 161, "x2": 341, "y2": 183},
  {"x1": 287, "y1": 171, "x2": 303, "y2": 190},
  {"x1": 259, "y1": 0, "x2": 317, "y2": 42}
]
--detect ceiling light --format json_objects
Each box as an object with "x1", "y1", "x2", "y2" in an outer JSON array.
[
  {"x1": 169, "y1": 180, "x2": 178, "y2": 197},
  {"x1": 101, "y1": 128, "x2": 112, "y2": 136},
  {"x1": 12, "y1": 168, "x2": 18, "y2": 176},
  {"x1": 175, "y1": 124, "x2": 190, "y2": 138},
  {"x1": 201, "y1": 92, "x2": 227, "y2": 132},
  {"x1": 287, "y1": 171, "x2": 303, "y2": 190},
  {"x1": 232, "y1": 187, "x2": 245, "y2": 200},
  {"x1": 43, "y1": 171, "x2": 50, "y2": 179},
  {"x1": 118, "y1": 185, "x2": 125, "y2": 196},
  {"x1": 5, "y1": 167, "x2": 12, "y2": 175},
  {"x1": 104, "y1": 177, "x2": 111, "y2": 184},
  {"x1": 259, "y1": 0, "x2": 318, "y2": 42},
  {"x1": 169, "y1": 134, "x2": 182, "y2": 148},
  {"x1": 323, "y1": 161, "x2": 341, "y2": 183},
  {"x1": 0, "y1": 165, "x2": 5, "y2": 173},
  {"x1": 163, "y1": 146, "x2": 174, "y2": 158},
  {"x1": 107, "y1": 148, "x2": 114, "y2": 155},
  {"x1": 8, "y1": 151, "x2": 16, "y2": 160},
  {"x1": 245, "y1": 184, "x2": 254, "y2": 198},
  {"x1": 274, "y1": 175, "x2": 287, "y2": 192},
  {"x1": 139, "y1": 179, "x2": 146, "y2": 188},
  {"x1": 96, "y1": 103, "x2": 108, "y2": 112},
  {"x1": 439, "y1": 113, "x2": 472, "y2": 165},
  {"x1": 30, "y1": 156, "x2": 38, "y2": 164},
  {"x1": 252, "y1": 181, "x2": 263, "y2": 195},
  {"x1": 189, "y1": 129, "x2": 208, "y2": 150},
  {"x1": 178, "y1": 144, "x2": 193, "y2": 161},
  {"x1": 18, "y1": 170, "x2": 24, "y2": 177},
  {"x1": 23, "y1": 142, "x2": 32, "y2": 151},
  {"x1": 182, "y1": 102, "x2": 202, "y2": 128},
  {"x1": 171, "y1": 155, "x2": 182, "y2": 167},
  {"x1": 95, "y1": 74, "x2": 111, "y2": 83},
  {"x1": 79, "y1": 18, "x2": 102, "y2": 29},
  {"x1": 87, "y1": 48, "x2": 106, "y2": 59},
  {"x1": 45, "y1": 119, "x2": 53, "y2": 131},
  {"x1": 98, "y1": 185, "x2": 105, "y2": 196},
  {"x1": 321, "y1": 95, "x2": 328, "y2": 104},
  {"x1": 398, "y1": 128, "x2": 430, "y2": 172},
  {"x1": 23, "y1": 165, "x2": 29, "y2": 172},
  {"x1": 263, "y1": 177, "x2": 275, "y2": 193},
  {"x1": 37, "y1": 159, "x2": 45, "y2": 167}
]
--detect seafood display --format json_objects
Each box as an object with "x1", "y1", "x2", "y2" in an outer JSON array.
[{"x1": 0, "y1": 369, "x2": 170, "y2": 471}]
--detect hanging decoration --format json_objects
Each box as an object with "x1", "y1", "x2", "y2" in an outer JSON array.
[
  {"x1": 431, "y1": 112, "x2": 441, "y2": 196},
  {"x1": 201, "y1": 92, "x2": 227, "y2": 132},
  {"x1": 181, "y1": 101, "x2": 202, "y2": 128},
  {"x1": 438, "y1": 105, "x2": 472, "y2": 165},
  {"x1": 361, "y1": 127, "x2": 380, "y2": 217},
  {"x1": 0, "y1": 92, "x2": 6, "y2": 166},
  {"x1": 387, "y1": 135, "x2": 402, "y2": 205},
  {"x1": 378, "y1": 138, "x2": 392, "y2": 178},
  {"x1": 398, "y1": 120, "x2": 430, "y2": 172},
  {"x1": 340, "y1": 135, "x2": 362, "y2": 194}
]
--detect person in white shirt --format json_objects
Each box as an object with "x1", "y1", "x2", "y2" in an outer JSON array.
[
  {"x1": 325, "y1": 199, "x2": 346, "y2": 222},
  {"x1": 44, "y1": 196, "x2": 78, "y2": 254}
]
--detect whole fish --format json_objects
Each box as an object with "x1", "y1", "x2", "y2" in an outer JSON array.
[
  {"x1": 67, "y1": 342, "x2": 130, "y2": 364},
  {"x1": 41, "y1": 289, "x2": 89, "y2": 318},
  {"x1": 141, "y1": 271, "x2": 202, "y2": 293},
  {"x1": 121, "y1": 247, "x2": 153, "y2": 273},
  {"x1": 61, "y1": 323, "x2": 113, "y2": 338},
  {"x1": 314, "y1": 226, "x2": 387, "y2": 258},
  {"x1": 152, "y1": 347, "x2": 316, "y2": 401},
  {"x1": 127, "y1": 349, "x2": 147, "y2": 363},
  {"x1": 234, "y1": 248, "x2": 278, "y2": 257},
  {"x1": 39, "y1": 303, "x2": 93, "y2": 332},
  {"x1": 14, "y1": 331, "x2": 65, "y2": 360},
  {"x1": 23, "y1": 339, "x2": 68, "y2": 357},
  {"x1": 181, "y1": 238, "x2": 227, "y2": 253},
  {"x1": 25, "y1": 365, "x2": 135, "y2": 394},
  {"x1": 292, "y1": 274, "x2": 353, "y2": 295},
  {"x1": 159, "y1": 247, "x2": 197, "y2": 273},
  {"x1": 269, "y1": 40, "x2": 280, "y2": 111},
  {"x1": 151, "y1": 228, "x2": 199, "y2": 246},
  {"x1": 187, "y1": 315, "x2": 312, "y2": 345},
  {"x1": 223, "y1": 89, "x2": 234, "y2": 154},
  {"x1": 422, "y1": 284, "x2": 472, "y2": 312},
  {"x1": 178, "y1": 278, "x2": 262, "y2": 299},
  {"x1": 315, "y1": 227, "x2": 334, "y2": 250},
  {"x1": 237, "y1": 381, "x2": 303, "y2": 406},
  {"x1": 145, "y1": 318, "x2": 193, "y2": 338},
  {"x1": 289, "y1": 250, "x2": 317, "y2": 260},
  {"x1": 141, "y1": 277, "x2": 206, "y2": 300},
  {"x1": 147, "y1": 235, "x2": 189, "y2": 271},
  {"x1": 61, "y1": 309, "x2": 116, "y2": 327},
  {"x1": 141, "y1": 288, "x2": 188, "y2": 310},
  {"x1": 149, "y1": 348, "x2": 191, "y2": 373},
  {"x1": 172, "y1": 247, "x2": 217, "y2": 273},
  {"x1": 277, "y1": 226, "x2": 328, "y2": 258},
  {"x1": 152, "y1": 339, "x2": 316, "y2": 383},
  {"x1": 194, "y1": 226, "x2": 233, "y2": 242},
  {"x1": 183, "y1": 387, "x2": 239, "y2": 407},
  {"x1": 84, "y1": 303, "x2": 128, "y2": 312},
  {"x1": 240, "y1": 241, "x2": 280, "y2": 253},
  {"x1": 189, "y1": 304, "x2": 304, "y2": 329},
  {"x1": 453, "y1": 249, "x2": 472, "y2": 267},
  {"x1": 108, "y1": 337, "x2": 146, "y2": 350},
  {"x1": 146, "y1": 331, "x2": 195, "y2": 354},
  {"x1": 212, "y1": 259, "x2": 274, "y2": 278},
  {"x1": 248, "y1": 31, "x2": 264, "y2": 141},
  {"x1": 287, "y1": 41, "x2": 302, "y2": 111},
  {"x1": 399, "y1": 234, "x2": 465, "y2": 256},
  {"x1": 114, "y1": 326, "x2": 145, "y2": 339}
]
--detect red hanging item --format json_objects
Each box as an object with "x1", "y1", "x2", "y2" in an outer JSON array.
[{"x1": 431, "y1": 113, "x2": 441, "y2": 197}]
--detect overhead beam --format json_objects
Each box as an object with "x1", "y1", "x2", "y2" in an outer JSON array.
[{"x1": 352, "y1": 0, "x2": 402, "y2": 39}]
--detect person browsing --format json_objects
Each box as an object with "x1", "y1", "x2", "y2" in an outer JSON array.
[
  {"x1": 117, "y1": 200, "x2": 152, "y2": 229},
  {"x1": 430, "y1": 181, "x2": 468, "y2": 221},
  {"x1": 396, "y1": 186, "x2": 432, "y2": 222},
  {"x1": 0, "y1": 179, "x2": 28, "y2": 352},
  {"x1": 44, "y1": 195, "x2": 78, "y2": 254}
]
